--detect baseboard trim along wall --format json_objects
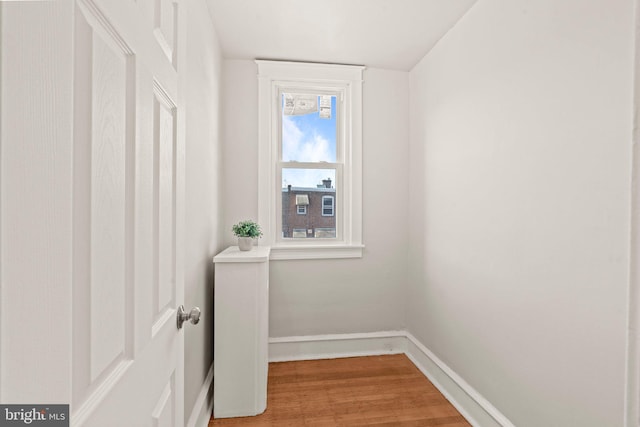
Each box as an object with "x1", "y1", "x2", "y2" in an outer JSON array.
[
  {"x1": 403, "y1": 333, "x2": 515, "y2": 427},
  {"x1": 186, "y1": 363, "x2": 214, "y2": 427},
  {"x1": 268, "y1": 331, "x2": 406, "y2": 362},
  {"x1": 269, "y1": 331, "x2": 514, "y2": 427}
]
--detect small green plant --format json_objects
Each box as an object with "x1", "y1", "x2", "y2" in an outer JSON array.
[{"x1": 232, "y1": 220, "x2": 263, "y2": 238}]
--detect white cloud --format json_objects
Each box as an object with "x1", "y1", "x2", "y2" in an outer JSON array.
[
  {"x1": 282, "y1": 116, "x2": 332, "y2": 163},
  {"x1": 281, "y1": 116, "x2": 336, "y2": 188}
]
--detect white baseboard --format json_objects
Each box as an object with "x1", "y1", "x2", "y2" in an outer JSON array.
[
  {"x1": 269, "y1": 331, "x2": 406, "y2": 362},
  {"x1": 269, "y1": 330, "x2": 514, "y2": 427},
  {"x1": 186, "y1": 363, "x2": 214, "y2": 427},
  {"x1": 404, "y1": 332, "x2": 514, "y2": 427}
]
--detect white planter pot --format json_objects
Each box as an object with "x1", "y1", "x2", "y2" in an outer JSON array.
[{"x1": 238, "y1": 237, "x2": 254, "y2": 251}]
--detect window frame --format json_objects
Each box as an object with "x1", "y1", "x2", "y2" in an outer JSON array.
[
  {"x1": 257, "y1": 60, "x2": 364, "y2": 260},
  {"x1": 296, "y1": 205, "x2": 307, "y2": 215}
]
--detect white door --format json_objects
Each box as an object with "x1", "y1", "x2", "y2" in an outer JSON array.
[
  {"x1": 0, "y1": 1, "x2": 188, "y2": 426},
  {"x1": 71, "y1": 0, "x2": 188, "y2": 425}
]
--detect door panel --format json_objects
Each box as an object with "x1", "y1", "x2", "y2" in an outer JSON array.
[
  {"x1": 72, "y1": 0, "x2": 136, "y2": 409},
  {"x1": 153, "y1": 0, "x2": 177, "y2": 66},
  {"x1": 151, "y1": 377, "x2": 175, "y2": 427},
  {"x1": 88, "y1": 18, "x2": 132, "y2": 383},
  {"x1": 154, "y1": 84, "x2": 177, "y2": 325}
]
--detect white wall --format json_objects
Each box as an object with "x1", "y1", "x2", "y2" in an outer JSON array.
[
  {"x1": 222, "y1": 62, "x2": 409, "y2": 337},
  {"x1": 407, "y1": 0, "x2": 634, "y2": 426},
  {"x1": 181, "y1": 0, "x2": 224, "y2": 423}
]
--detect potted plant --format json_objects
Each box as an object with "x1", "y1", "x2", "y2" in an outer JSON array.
[{"x1": 232, "y1": 220, "x2": 263, "y2": 251}]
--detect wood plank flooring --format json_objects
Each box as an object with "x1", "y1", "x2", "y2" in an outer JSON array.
[{"x1": 209, "y1": 354, "x2": 471, "y2": 426}]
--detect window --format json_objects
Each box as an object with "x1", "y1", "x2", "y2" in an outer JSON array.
[
  {"x1": 296, "y1": 194, "x2": 308, "y2": 215},
  {"x1": 322, "y1": 196, "x2": 334, "y2": 216},
  {"x1": 292, "y1": 229, "x2": 307, "y2": 238},
  {"x1": 314, "y1": 228, "x2": 336, "y2": 238},
  {"x1": 257, "y1": 60, "x2": 364, "y2": 260}
]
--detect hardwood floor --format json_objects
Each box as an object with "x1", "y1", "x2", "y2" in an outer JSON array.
[{"x1": 209, "y1": 354, "x2": 471, "y2": 426}]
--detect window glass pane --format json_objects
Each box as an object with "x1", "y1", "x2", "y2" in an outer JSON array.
[
  {"x1": 314, "y1": 228, "x2": 336, "y2": 238},
  {"x1": 292, "y1": 229, "x2": 307, "y2": 238},
  {"x1": 282, "y1": 168, "x2": 336, "y2": 239},
  {"x1": 282, "y1": 94, "x2": 337, "y2": 162},
  {"x1": 282, "y1": 168, "x2": 335, "y2": 190},
  {"x1": 322, "y1": 196, "x2": 334, "y2": 216}
]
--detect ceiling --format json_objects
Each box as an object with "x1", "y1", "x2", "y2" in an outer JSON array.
[{"x1": 206, "y1": 0, "x2": 478, "y2": 71}]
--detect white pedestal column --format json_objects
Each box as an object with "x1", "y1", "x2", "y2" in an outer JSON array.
[{"x1": 213, "y1": 246, "x2": 270, "y2": 418}]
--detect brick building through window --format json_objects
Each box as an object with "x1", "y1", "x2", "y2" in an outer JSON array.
[{"x1": 282, "y1": 178, "x2": 336, "y2": 238}]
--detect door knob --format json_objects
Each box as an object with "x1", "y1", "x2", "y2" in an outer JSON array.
[{"x1": 177, "y1": 305, "x2": 201, "y2": 329}]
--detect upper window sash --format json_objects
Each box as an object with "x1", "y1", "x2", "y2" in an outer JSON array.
[{"x1": 278, "y1": 88, "x2": 342, "y2": 163}]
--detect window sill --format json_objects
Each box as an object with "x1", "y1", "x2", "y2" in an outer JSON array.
[{"x1": 267, "y1": 244, "x2": 364, "y2": 260}]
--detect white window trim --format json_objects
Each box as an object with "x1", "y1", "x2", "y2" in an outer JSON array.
[
  {"x1": 257, "y1": 60, "x2": 364, "y2": 260},
  {"x1": 297, "y1": 205, "x2": 307, "y2": 215}
]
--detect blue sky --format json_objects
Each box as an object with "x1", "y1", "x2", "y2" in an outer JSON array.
[{"x1": 282, "y1": 95, "x2": 337, "y2": 188}]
